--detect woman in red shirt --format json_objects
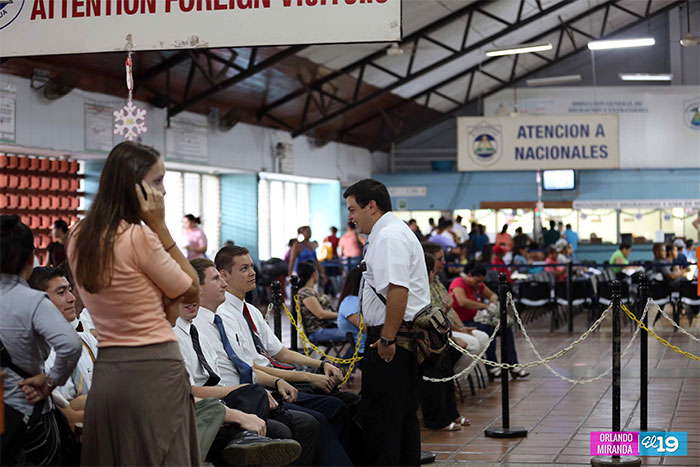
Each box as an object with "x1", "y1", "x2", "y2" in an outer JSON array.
[{"x1": 449, "y1": 263, "x2": 528, "y2": 380}]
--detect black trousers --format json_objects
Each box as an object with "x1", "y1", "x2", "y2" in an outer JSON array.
[
  {"x1": 420, "y1": 348, "x2": 460, "y2": 429},
  {"x1": 360, "y1": 327, "x2": 421, "y2": 466},
  {"x1": 213, "y1": 384, "x2": 319, "y2": 466}
]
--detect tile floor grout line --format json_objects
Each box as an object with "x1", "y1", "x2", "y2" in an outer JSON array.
[
  {"x1": 552, "y1": 380, "x2": 612, "y2": 464},
  {"x1": 445, "y1": 377, "x2": 552, "y2": 462},
  {"x1": 495, "y1": 378, "x2": 584, "y2": 464}
]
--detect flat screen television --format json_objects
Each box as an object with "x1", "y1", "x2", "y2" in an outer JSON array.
[{"x1": 542, "y1": 170, "x2": 575, "y2": 191}]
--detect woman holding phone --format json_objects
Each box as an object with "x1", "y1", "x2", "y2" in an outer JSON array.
[{"x1": 67, "y1": 141, "x2": 201, "y2": 465}]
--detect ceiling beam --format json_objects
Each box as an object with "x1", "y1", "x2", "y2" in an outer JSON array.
[
  {"x1": 370, "y1": 0, "x2": 683, "y2": 152},
  {"x1": 288, "y1": 0, "x2": 571, "y2": 138},
  {"x1": 168, "y1": 45, "x2": 307, "y2": 117},
  {"x1": 256, "y1": 0, "x2": 488, "y2": 119}
]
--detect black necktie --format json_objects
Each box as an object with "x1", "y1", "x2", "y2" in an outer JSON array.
[{"x1": 189, "y1": 324, "x2": 221, "y2": 387}]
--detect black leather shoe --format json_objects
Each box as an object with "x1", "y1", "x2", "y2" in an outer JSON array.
[
  {"x1": 420, "y1": 450, "x2": 436, "y2": 464},
  {"x1": 223, "y1": 431, "x2": 302, "y2": 466}
]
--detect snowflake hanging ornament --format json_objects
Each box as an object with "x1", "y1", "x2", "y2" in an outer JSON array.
[{"x1": 114, "y1": 54, "x2": 147, "y2": 141}]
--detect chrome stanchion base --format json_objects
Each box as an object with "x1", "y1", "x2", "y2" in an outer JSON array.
[
  {"x1": 590, "y1": 456, "x2": 642, "y2": 466},
  {"x1": 484, "y1": 427, "x2": 528, "y2": 438}
]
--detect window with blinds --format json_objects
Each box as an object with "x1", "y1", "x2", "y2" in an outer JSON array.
[
  {"x1": 163, "y1": 170, "x2": 221, "y2": 258},
  {"x1": 258, "y1": 178, "x2": 310, "y2": 261}
]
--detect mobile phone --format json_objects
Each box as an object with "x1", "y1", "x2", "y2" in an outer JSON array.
[{"x1": 138, "y1": 182, "x2": 148, "y2": 200}]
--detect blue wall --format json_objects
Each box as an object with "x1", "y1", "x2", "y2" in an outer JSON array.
[
  {"x1": 309, "y1": 182, "x2": 342, "y2": 245},
  {"x1": 221, "y1": 173, "x2": 259, "y2": 261},
  {"x1": 373, "y1": 169, "x2": 700, "y2": 211}
]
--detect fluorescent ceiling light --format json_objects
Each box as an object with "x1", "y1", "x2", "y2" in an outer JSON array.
[
  {"x1": 485, "y1": 43, "x2": 552, "y2": 57},
  {"x1": 587, "y1": 38, "x2": 655, "y2": 50},
  {"x1": 619, "y1": 73, "x2": 672, "y2": 81},
  {"x1": 526, "y1": 74, "x2": 582, "y2": 86}
]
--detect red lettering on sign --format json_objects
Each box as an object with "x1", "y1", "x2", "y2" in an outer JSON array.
[
  {"x1": 213, "y1": 0, "x2": 226, "y2": 10},
  {"x1": 124, "y1": 0, "x2": 138, "y2": 15},
  {"x1": 73, "y1": 0, "x2": 85, "y2": 17},
  {"x1": 143, "y1": 0, "x2": 156, "y2": 14},
  {"x1": 180, "y1": 0, "x2": 195, "y2": 12},
  {"x1": 30, "y1": 0, "x2": 47, "y2": 20},
  {"x1": 86, "y1": 0, "x2": 99, "y2": 16},
  {"x1": 48, "y1": 0, "x2": 55, "y2": 18}
]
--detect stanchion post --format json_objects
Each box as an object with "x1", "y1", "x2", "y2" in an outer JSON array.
[
  {"x1": 271, "y1": 281, "x2": 283, "y2": 341},
  {"x1": 638, "y1": 274, "x2": 648, "y2": 431},
  {"x1": 591, "y1": 280, "x2": 641, "y2": 466},
  {"x1": 485, "y1": 273, "x2": 527, "y2": 439},
  {"x1": 612, "y1": 280, "x2": 621, "y2": 437},
  {"x1": 567, "y1": 262, "x2": 574, "y2": 332},
  {"x1": 290, "y1": 275, "x2": 300, "y2": 351}
]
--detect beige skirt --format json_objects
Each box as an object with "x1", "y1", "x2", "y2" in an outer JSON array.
[{"x1": 81, "y1": 341, "x2": 200, "y2": 466}]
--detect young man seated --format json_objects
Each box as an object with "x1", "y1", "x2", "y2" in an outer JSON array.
[
  {"x1": 198, "y1": 250, "x2": 353, "y2": 465},
  {"x1": 29, "y1": 266, "x2": 95, "y2": 427}
]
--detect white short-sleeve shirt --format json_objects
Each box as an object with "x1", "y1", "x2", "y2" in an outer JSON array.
[
  {"x1": 192, "y1": 306, "x2": 252, "y2": 387},
  {"x1": 361, "y1": 212, "x2": 431, "y2": 326},
  {"x1": 45, "y1": 317, "x2": 98, "y2": 401},
  {"x1": 174, "y1": 317, "x2": 222, "y2": 387},
  {"x1": 217, "y1": 291, "x2": 285, "y2": 367}
]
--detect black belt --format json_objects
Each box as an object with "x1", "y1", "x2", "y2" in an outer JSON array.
[{"x1": 366, "y1": 321, "x2": 414, "y2": 334}]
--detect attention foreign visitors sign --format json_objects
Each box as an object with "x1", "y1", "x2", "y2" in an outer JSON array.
[
  {"x1": 0, "y1": 0, "x2": 401, "y2": 57},
  {"x1": 456, "y1": 115, "x2": 620, "y2": 172}
]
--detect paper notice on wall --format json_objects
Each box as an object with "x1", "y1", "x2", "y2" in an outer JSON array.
[
  {"x1": 0, "y1": 86, "x2": 17, "y2": 143},
  {"x1": 84, "y1": 102, "x2": 114, "y2": 152},
  {"x1": 166, "y1": 117, "x2": 209, "y2": 162}
]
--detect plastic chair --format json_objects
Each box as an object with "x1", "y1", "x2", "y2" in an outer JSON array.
[
  {"x1": 517, "y1": 281, "x2": 556, "y2": 330},
  {"x1": 678, "y1": 281, "x2": 699, "y2": 328},
  {"x1": 649, "y1": 280, "x2": 675, "y2": 327}
]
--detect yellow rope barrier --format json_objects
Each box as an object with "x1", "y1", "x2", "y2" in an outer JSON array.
[
  {"x1": 621, "y1": 304, "x2": 700, "y2": 362},
  {"x1": 283, "y1": 295, "x2": 364, "y2": 387}
]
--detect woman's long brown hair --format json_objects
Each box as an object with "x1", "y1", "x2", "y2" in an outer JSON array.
[{"x1": 71, "y1": 141, "x2": 160, "y2": 293}]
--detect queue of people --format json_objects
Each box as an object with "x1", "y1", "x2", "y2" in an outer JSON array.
[{"x1": 3, "y1": 140, "x2": 696, "y2": 466}]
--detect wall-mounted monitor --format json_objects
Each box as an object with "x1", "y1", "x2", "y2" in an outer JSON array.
[{"x1": 542, "y1": 169, "x2": 575, "y2": 191}]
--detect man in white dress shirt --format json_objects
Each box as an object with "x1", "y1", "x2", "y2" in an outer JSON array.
[
  {"x1": 183, "y1": 258, "x2": 319, "y2": 465},
  {"x1": 212, "y1": 247, "x2": 353, "y2": 466},
  {"x1": 344, "y1": 179, "x2": 430, "y2": 466},
  {"x1": 29, "y1": 266, "x2": 97, "y2": 427}
]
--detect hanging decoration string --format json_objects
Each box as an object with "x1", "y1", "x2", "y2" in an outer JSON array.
[{"x1": 114, "y1": 42, "x2": 148, "y2": 141}]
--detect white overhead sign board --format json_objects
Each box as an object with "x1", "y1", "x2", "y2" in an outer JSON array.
[
  {"x1": 456, "y1": 115, "x2": 619, "y2": 172},
  {"x1": 573, "y1": 199, "x2": 700, "y2": 210},
  {"x1": 0, "y1": 0, "x2": 401, "y2": 57}
]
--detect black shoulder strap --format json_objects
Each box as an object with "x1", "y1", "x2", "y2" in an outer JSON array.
[
  {"x1": 366, "y1": 282, "x2": 387, "y2": 305},
  {"x1": 0, "y1": 338, "x2": 32, "y2": 379}
]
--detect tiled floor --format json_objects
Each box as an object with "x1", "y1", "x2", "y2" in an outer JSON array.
[
  {"x1": 273, "y1": 305, "x2": 700, "y2": 465},
  {"x1": 414, "y1": 312, "x2": 700, "y2": 466}
]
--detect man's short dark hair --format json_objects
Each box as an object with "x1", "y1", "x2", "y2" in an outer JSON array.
[
  {"x1": 455, "y1": 215, "x2": 462, "y2": 223},
  {"x1": 686, "y1": 239, "x2": 694, "y2": 248},
  {"x1": 343, "y1": 179, "x2": 392, "y2": 213},
  {"x1": 408, "y1": 219, "x2": 417, "y2": 225},
  {"x1": 190, "y1": 258, "x2": 216, "y2": 285},
  {"x1": 620, "y1": 243, "x2": 632, "y2": 251},
  {"x1": 549, "y1": 220, "x2": 556, "y2": 228},
  {"x1": 565, "y1": 224, "x2": 572, "y2": 230},
  {"x1": 215, "y1": 245, "x2": 250, "y2": 273},
  {"x1": 422, "y1": 242, "x2": 442, "y2": 256},
  {"x1": 652, "y1": 243, "x2": 665, "y2": 257},
  {"x1": 330, "y1": 226, "x2": 337, "y2": 233},
  {"x1": 28, "y1": 266, "x2": 66, "y2": 292},
  {"x1": 53, "y1": 219, "x2": 69, "y2": 233},
  {"x1": 346, "y1": 221, "x2": 356, "y2": 230}
]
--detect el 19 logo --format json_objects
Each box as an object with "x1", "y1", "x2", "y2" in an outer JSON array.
[{"x1": 639, "y1": 432, "x2": 687, "y2": 456}]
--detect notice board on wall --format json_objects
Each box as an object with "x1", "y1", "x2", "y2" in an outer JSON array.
[
  {"x1": 0, "y1": 0, "x2": 401, "y2": 57},
  {"x1": 456, "y1": 115, "x2": 619, "y2": 172}
]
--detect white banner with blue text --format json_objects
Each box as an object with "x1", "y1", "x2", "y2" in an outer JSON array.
[
  {"x1": 0, "y1": 0, "x2": 401, "y2": 57},
  {"x1": 456, "y1": 115, "x2": 619, "y2": 172}
]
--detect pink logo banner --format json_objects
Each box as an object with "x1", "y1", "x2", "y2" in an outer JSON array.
[{"x1": 590, "y1": 432, "x2": 639, "y2": 456}]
